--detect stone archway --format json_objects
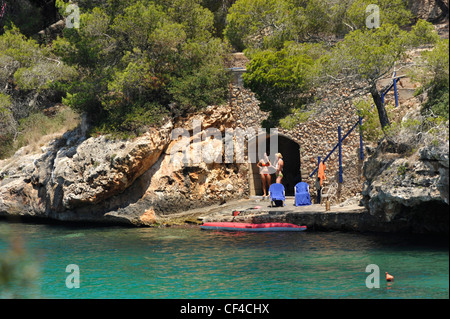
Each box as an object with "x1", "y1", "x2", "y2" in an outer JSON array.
[{"x1": 248, "y1": 133, "x2": 301, "y2": 196}]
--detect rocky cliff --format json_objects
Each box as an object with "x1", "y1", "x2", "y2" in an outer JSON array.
[
  {"x1": 362, "y1": 139, "x2": 449, "y2": 233},
  {"x1": 409, "y1": 0, "x2": 449, "y2": 22},
  {"x1": 0, "y1": 105, "x2": 249, "y2": 226}
]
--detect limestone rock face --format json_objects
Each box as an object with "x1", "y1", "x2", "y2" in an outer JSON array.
[
  {"x1": 0, "y1": 125, "x2": 171, "y2": 221},
  {"x1": 0, "y1": 105, "x2": 249, "y2": 226},
  {"x1": 408, "y1": 0, "x2": 449, "y2": 21},
  {"x1": 361, "y1": 139, "x2": 449, "y2": 233}
]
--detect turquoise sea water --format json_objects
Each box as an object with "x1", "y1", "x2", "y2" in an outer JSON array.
[{"x1": 0, "y1": 221, "x2": 448, "y2": 299}]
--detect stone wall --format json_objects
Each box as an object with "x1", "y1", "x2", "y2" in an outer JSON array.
[
  {"x1": 229, "y1": 70, "x2": 366, "y2": 203},
  {"x1": 229, "y1": 73, "x2": 268, "y2": 131},
  {"x1": 279, "y1": 85, "x2": 365, "y2": 202}
]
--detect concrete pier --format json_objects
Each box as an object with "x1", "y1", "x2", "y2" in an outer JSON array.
[{"x1": 195, "y1": 196, "x2": 384, "y2": 232}]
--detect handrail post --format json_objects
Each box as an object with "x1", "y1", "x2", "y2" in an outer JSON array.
[
  {"x1": 393, "y1": 72, "x2": 399, "y2": 108},
  {"x1": 358, "y1": 116, "x2": 364, "y2": 182},
  {"x1": 338, "y1": 126, "x2": 343, "y2": 184},
  {"x1": 309, "y1": 119, "x2": 362, "y2": 178},
  {"x1": 359, "y1": 116, "x2": 364, "y2": 161},
  {"x1": 317, "y1": 156, "x2": 321, "y2": 181},
  {"x1": 317, "y1": 156, "x2": 321, "y2": 204}
]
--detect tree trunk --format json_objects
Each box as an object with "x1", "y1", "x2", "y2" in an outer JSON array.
[{"x1": 370, "y1": 84, "x2": 390, "y2": 129}]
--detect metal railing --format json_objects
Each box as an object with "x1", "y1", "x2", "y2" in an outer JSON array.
[
  {"x1": 309, "y1": 117, "x2": 364, "y2": 183},
  {"x1": 308, "y1": 71, "x2": 399, "y2": 185},
  {"x1": 381, "y1": 71, "x2": 403, "y2": 108}
]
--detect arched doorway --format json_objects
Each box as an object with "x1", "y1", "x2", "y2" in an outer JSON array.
[{"x1": 248, "y1": 133, "x2": 301, "y2": 196}]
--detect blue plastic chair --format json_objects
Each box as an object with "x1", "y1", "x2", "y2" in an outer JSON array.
[
  {"x1": 269, "y1": 183, "x2": 285, "y2": 207},
  {"x1": 294, "y1": 182, "x2": 312, "y2": 206}
]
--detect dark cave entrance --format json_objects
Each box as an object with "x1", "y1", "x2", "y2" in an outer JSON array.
[{"x1": 248, "y1": 133, "x2": 301, "y2": 196}]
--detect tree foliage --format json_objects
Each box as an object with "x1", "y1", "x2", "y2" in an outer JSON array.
[
  {"x1": 224, "y1": 0, "x2": 413, "y2": 51},
  {"x1": 0, "y1": 0, "x2": 447, "y2": 156},
  {"x1": 0, "y1": 25, "x2": 76, "y2": 158},
  {"x1": 0, "y1": 27, "x2": 75, "y2": 110},
  {"x1": 53, "y1": 0, "x2": 230, "y2": 135},
  {"x1": 0, "y1": 93, "x2": 15, "y2": 155},
  {"x1": 415, "y1": 38, "x2": 449, "y2": 120},
  {"x1": 243, "y1": 42, "x2": 324, "y2": 127},
  {"x1": 0, "y1": 0, "x2": 44, "y2": 36},
  {"x1": 201, "y1": 0, "x2": 236, "y2": 38},
  {"x1": 242, "y1": 17, "x2": 440, "y2": 129},
  {"x1": 0, "y1": 26, "x2": 76, "y2": 112},
  {"x1": 225, "y1": 0, "x2": 291, "y2": 51},
  {"x1": 323, "y1": 20, "x2": 439, "y2": 128},
  {"x1": 343, "y1": 0, "x2": 412, "y2": 31}
]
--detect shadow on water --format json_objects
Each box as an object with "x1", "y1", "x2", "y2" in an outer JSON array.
[{"x1": 356, "y1": 231, "x2": 449, "y2": 251}]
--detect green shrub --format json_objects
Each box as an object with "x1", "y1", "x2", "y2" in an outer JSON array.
[
  {"x1": 397, "y1": 163, "x2": 408, "y2": 177},
  {"x1": 412, "y1": 39, "x2": 449, "y2": 120},
  {"x1": 243, "y1": 42, "x2": 323, "y2": 127},
  {"x1": 13, "y1": 108, "x2": 80, "y2": 152},
  {"x1": 94, "y1": 102, "x2": 168, "y2": 139},
  {"x1": 279, "y1": 108, "x2": 312, "y2": 130},
  {"x1": 423, "y1": 84, "x2": 449, "y2": 120},
  {"x1": 355, "y1": 99, "x2": 395, "y2": 142},
  {"x1": 54, "y1": 1, "x2": 230, "y2": 136}
]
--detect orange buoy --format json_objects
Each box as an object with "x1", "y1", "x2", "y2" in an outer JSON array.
[{"x1": 385, "y1": 272, "x2": 394, "y2": 282}]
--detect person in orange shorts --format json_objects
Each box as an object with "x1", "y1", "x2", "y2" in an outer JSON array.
[
  {"x1": 316, "y1": 160, "x2": 326, "y2": 204},
  {"x1": 318, "y1": 160, "x2": 326, "y2": 187}
]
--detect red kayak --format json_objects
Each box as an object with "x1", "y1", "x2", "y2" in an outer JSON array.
[{"x1": 201, "y1": 222, "x2": 307, "y2": 232}]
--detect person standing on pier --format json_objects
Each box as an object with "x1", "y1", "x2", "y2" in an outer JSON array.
[
  {"x1": 257, "y1": 153, "x2": 272, "y2": 199},
  {"x1": 316, "y1": 160, "x2": 326, "y2": 204},
  {"x1": 274, "y1": 153, "x2": 284, "y2": 184}
]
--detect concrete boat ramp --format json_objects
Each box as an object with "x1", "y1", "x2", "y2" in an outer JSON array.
[{"x1": 188, "y1": 196, "x2": 376, "y2": 232}]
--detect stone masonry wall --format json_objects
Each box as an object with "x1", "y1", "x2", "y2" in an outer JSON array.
[
  {"x1": 229, "y1": 70, "x2": 367, "y2": 203},
  {"x1": 281, "y1": 83, "x2": 366, "y2": 203}
]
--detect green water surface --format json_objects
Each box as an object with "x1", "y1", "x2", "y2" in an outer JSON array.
[{"x1": 0, "y1": 221, "x2": 448, "y2": 299}]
